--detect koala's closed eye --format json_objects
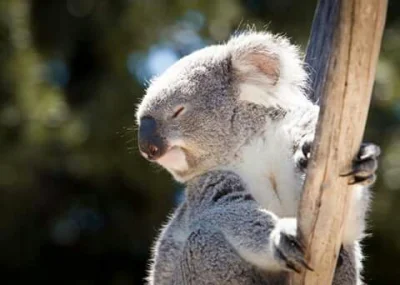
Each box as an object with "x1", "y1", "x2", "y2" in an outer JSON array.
[{"x1": 172, "y1": 105, "x2": 186, "y2": 119}]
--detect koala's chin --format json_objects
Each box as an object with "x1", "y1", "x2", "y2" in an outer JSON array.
[
  {"x1": 155, "y1": 147, "x2": 189, "y2": 177},
  {"x1": 157, "y1": 146, "x2": 225, "y2": 183},
  {"x1": 149, "y1": 146, "x2": 194, "y2": 182}
]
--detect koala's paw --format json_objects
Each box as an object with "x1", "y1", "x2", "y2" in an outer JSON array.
[
  {"x1": 341, "y1": 143, "x2": 381, "y2": 186},
  {"x1": 272, "y1": 219, "x2": 313, "y2": 273},
  {"x1": 294, "y1": 136, "x2": 313, "y2": 172}
]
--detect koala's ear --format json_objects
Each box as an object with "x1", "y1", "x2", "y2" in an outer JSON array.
[
  {"x1": 227, "y1": 31, "x2": 309, "y2": 107},
  {"x1": 232, "y1": 50, "x2": 280, "y2": 86}
]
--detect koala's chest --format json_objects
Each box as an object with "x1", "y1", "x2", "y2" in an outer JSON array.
[{"x1": 233, "y1": 138, "x2": 303, "y2": 217}]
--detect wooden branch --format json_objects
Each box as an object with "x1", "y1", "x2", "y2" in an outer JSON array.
[
  {"x1": 292, "y1": 1, "x2": 387, "y2": 284},
  {"x1": 304, "y1": 0, "x2": 339, "y2": 104}
]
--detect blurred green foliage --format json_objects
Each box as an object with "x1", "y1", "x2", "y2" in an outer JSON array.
[{"x1": 0, "y1": 0, "x2": 399, "y2": 284}]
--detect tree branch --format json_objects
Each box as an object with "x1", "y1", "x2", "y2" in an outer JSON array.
[{"x1": 292, "y1": 0, "x2": 387, "y2": 284}]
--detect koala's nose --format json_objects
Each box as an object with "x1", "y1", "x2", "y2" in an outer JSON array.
[{"x1": 138, "y1": 116, "x2": 166, "y2": 160}]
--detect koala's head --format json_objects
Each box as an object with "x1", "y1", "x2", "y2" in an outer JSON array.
[{"x1": 136, "y1": 31, "x2": 310, "y2": 182}]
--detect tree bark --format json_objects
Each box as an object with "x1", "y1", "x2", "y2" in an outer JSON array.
[{"x1": 292, "y1": 0, "x2": 387, "y2": 284}]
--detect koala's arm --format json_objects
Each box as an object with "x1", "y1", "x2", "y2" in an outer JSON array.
[
  {"x1": 295, "y1": 137, "x2": 380, "y2": 244},
  {"x1": 214, "y1": 208, "x2": 309, "y2": 273},
  {"x1": 189, "y1": 172, "x2": 310, "y2": 273},
  {"x1": 341, "y1": 143, "x2": 380, "y2": 244}
]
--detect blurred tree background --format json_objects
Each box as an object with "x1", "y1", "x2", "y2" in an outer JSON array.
[{"x1": 0, "y1": 0, "x2": 399, "y2": 284}]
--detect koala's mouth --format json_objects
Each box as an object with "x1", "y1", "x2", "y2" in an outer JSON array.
[{"x1": 154, "y1": 146, "x2": 189, "y2": 172}]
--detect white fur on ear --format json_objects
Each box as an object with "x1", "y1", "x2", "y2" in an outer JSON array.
[{"x1": 227, "y1": 31, "x2": 311, "y2": 108}]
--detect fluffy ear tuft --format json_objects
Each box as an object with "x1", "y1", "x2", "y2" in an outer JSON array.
[
  {"x1": 246, "y1": 53, "x2": 280, "y2": 85},
  {"x1": 227, "y1": 31, "x2": 310, "y2": 108},
  {"x1": 229, "y1": 43, "x2": 280, "y2": 86}
]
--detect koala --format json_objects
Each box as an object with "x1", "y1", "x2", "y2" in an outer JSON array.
[{"x1": 136, "y1": 31, "x2": 380, "y2": 284}]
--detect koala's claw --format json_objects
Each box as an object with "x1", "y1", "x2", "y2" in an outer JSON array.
[
  {"x1": 295, "y1": 136, "x2": 313, "y2": 171},
  {"x1": 273, "y1": 231, "x2": 313, "y2": 273},
  {"x1": 341, "y1": 143, "x2": 380, "y2": 186}
]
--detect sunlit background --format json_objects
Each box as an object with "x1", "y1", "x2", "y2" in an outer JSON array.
[{"x1": 0, "y1": 0, "x2": 399, "y2": 284}]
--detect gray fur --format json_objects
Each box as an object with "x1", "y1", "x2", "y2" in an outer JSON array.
[
  {"x1": 147, "y1": 171, "x2": 359, "y2": 285},
  {"x1": 136, "y1": 31, "x2": 378, "y2": 285}
]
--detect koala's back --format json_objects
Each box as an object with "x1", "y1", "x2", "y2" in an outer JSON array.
[
  {"x1": 173, "y1": 227, "x2": 290, "y2": 285},
  {"x1": 147, "y1": 172, "x2": 291, "y2": 285},
  {"x1": 148, "y1": 203, "x2": 289, "y2": 285}
]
